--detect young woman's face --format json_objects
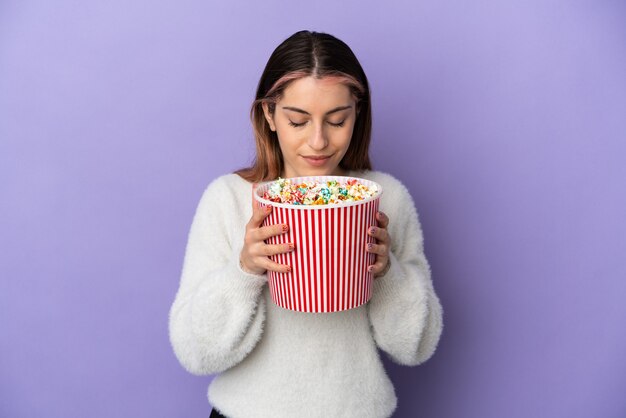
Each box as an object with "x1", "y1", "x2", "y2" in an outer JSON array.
[{"x1": 262, "y1": 76, "x2": 357, "y2": 178}]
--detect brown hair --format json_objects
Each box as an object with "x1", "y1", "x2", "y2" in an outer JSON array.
[{"x1": 234, "y1": 30, "x2": 373, "y2": 183}]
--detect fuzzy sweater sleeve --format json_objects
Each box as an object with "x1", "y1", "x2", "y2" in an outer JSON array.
[
  {"x1": 367, "y1": 178, "x2": 443, "y2": 366},
  {"x1": 168, "y1": 176, "x2": 268, "y2": 375}
]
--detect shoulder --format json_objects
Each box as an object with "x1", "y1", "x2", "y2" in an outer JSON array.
[
  {"x1": 352, "y1": 169, "x2": 423, "y2": 235},
  {"x1": 200, "y1": 173, "x2": 252, "y2": 199},
  {"x1": 351, "y1": 169, "x2": 414, "y2": 206},
  {"x1": 195, "y1": 173, "x2": 253, "y2": 216},
  {"x1": 203, "y1": 172, "x2": 250, "y2": 191}
]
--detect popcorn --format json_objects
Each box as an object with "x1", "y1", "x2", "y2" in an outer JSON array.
[{"x1": 262, "y1": 178, "x2": 379, "y2": 205}]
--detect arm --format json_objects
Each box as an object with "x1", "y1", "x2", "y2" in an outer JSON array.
[
  {"x1": 367, "y1": 183, "x2": 443, "y2": 366},
  {"x1": 168, "y1": 177, "x2": 267, "y2": 375}
]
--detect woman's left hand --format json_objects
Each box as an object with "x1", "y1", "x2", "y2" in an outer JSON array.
[{"x1": 366, "y1": 211, "x2": 391, "y2": 278}]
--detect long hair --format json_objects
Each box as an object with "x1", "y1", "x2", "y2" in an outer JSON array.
[{"x1": 235, "y1": 30, "x2": 373, "y2": 183}]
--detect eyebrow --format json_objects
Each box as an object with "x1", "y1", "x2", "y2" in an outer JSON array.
[{"x1": 281, "y1": 105, "x2": 352, "y2": 115}]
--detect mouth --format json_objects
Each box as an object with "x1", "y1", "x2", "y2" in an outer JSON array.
[
  {"x1": 303, "y1": 155, "x2": 332, "y2": 160},
  {"x1": 302, "y1": 154, "x2": 332, "y2": 167}
]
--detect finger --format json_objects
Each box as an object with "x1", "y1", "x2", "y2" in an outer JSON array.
[
  {"x1": 250, "y1": 203, "x2": 273, "y2": 227},
  {"x1": 260, "y1": 242, "x2": 295, "y2": 257},
  {"x1": 261, "y1": 257, "x2": 292, "y2": 274},
  {"x1": 365, "y1": 242, "x2": 387, "y2": 256},
  {"x1": 368, "y1": 226, "x2": 390, "y2": 243},
  {"x1": 376, "y1": 211, "x2": 389, "y2": 229},
  {"x1": 254, "y1": 222, "x2": 289, "y2": 241},
  {"x1": 367, "y1": 258, "x2": 388, "y2": 275}
]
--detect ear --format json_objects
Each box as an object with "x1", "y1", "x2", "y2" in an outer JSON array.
[{"x1": 261, "y1": 102, "x2": 276, "y2": 132}]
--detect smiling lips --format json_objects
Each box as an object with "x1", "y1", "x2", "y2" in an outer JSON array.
[{"x1": 302, "y1": 155, "x2": 331, "y2": 166}]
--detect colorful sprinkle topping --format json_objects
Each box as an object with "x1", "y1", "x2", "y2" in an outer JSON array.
[{"x1": 262, "y1": 178, "x2": 378, "y2": 205}]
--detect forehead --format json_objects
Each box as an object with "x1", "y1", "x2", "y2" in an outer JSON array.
[{"x1": 280, "y1": 76, "x2": 354, "y2": 110}]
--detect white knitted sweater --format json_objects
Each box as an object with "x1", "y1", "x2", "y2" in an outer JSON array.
[{"x1": 168, "y1": 170, "x2": 443, "y2": 418}]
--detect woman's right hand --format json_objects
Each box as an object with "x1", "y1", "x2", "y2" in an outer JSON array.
[{"x1": 240, "y1": 203, "x2": 294, "y2": 275}]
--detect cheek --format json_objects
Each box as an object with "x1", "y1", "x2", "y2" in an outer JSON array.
[
  {"x1": 336, "y1": 127, "x2": 354, "y2": 150},
  {"x1": 275, "y1": 131, "x2": 299, "y2": 156}
]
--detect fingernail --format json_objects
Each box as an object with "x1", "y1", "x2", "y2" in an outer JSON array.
[
  {"x1": 282, "y1": 224, "x2": 289, "y2": 232},
  {"x1": 288, "y1": 243, "x2": 295, "y2": 251},
  {"x1": 368, "y1": 266, "x2": 374, "y2": 272},
  {"x1": 367, "y1": 243, "x2": 373, "y2": 250},
  {"x1": 286, "y1": 265, "x2": 292, "y2": 272},
  {"x1": 370, "y1": 227, "x2": 377, "y2": 234},
  {"x1": 265, "y1": 206, "x2": 272, "y2": 212}
]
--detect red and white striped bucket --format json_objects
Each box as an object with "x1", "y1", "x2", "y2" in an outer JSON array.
[{"x1": 254, "y1": 176, "x2": 382, "y2": 313}]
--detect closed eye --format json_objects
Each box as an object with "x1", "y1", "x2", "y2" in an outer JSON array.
[
  {"x1": 287, "y1": 120, "x2": 346, "y2": 128},
  {"x1": 329, "y1": 120, "x2": 345, "y2": 127}
]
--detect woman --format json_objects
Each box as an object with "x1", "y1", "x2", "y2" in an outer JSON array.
[{"x1": 168, "y1": 30, "x2": 443, "y2": 418}]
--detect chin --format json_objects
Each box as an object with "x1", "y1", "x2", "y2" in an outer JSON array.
[{"x1": 303, "y1": 167, "x2": 341, "y2": 177}]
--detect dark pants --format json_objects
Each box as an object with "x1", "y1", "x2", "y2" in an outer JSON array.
[{"x1": 209, "y1": 408, "x2": 228, "y2": 418}]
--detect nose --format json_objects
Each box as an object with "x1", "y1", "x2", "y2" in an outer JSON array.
[{"x1": 307, "y1": 123, "x2": 328, "y2": 151}]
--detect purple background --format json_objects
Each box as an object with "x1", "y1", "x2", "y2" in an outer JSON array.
[{"x1": 1, "y1": 1, "x2": 625, "y2": 417}]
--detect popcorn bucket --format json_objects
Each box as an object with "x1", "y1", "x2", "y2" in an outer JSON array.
[{"x1": 254, "y1": 176, "x2": 382, "y2": 313}]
